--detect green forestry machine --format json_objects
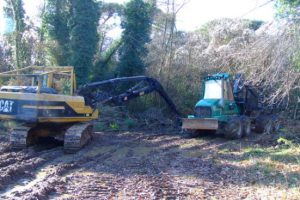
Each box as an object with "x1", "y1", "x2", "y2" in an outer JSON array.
[{"x1": 182, "y1": 73, "x2": 280, "y2": 138}]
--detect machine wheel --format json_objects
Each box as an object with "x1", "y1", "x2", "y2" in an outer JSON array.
[
  {"x1": 242, "y1": 117, "x2": 251, "y2": 137},
  {"x1": 224, "y1": 118, "x2": 243, "y2": 139}
]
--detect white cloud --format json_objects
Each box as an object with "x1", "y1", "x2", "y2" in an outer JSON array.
[
  {"x1": 0, "y1": 0, "x2": 275, "y2": 35},
  {"x1": 176, "y1": 0, "x2": 275, "y2": 31}
]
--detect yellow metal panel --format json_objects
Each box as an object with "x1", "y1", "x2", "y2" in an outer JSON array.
[
  {"x1": 182, "y1": 118, "x2": 218, "y2": 130},
  {"x1": 0, "y1": 92, "x2": 84, "y2": 102},
  {"x1": 38, "y1": 110, "x2": 98, "y2": 123},
  {"x1": 23, "y1": 105, "x2": 65, "y2": 110},
  {"x1": 0, "y1": 66, "x2": 74, "y2": 75},
  {"x1": 38, "y1": 117, "x2": 93, "y2": 123},
  {"x1": 47, "y1": 73, "x2": 53, "y2": 88},
  {"x1": 92, "y1": 109, "x2": 99, "y2": 118},
  {"x1": 0, "y1": 66, "x2": 33, "y2": 74},
  {"x1": 0, "y1": 114, "x2": 16, "y2": 120},
  {"x1": 66, "y1": 101, "x2": 93, "y2": 114}
]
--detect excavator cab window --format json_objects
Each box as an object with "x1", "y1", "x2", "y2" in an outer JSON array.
[
  {"x1": 42, "y1": 75, "x2": 48, "y2": 88},
  {"x1": 0, "y1": 66, "x2": 76, "y2": 95}
]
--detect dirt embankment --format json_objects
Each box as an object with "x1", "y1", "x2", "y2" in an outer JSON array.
[{"x1": 0, "y1": 128, "x2": 298, "y2": 200}]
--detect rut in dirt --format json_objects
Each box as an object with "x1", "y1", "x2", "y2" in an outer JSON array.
[{"x1": 0, "y1": 129, "x2": 288, "y2": 200}]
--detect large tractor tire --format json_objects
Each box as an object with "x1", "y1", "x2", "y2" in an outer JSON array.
[{"x1": 224, "y1": 118, "x2": 243, "y2": 139}]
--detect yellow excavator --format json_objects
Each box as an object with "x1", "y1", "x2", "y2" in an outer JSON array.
[{"x1": 0, "y1": 66, "x2": 180, "y2": 153}]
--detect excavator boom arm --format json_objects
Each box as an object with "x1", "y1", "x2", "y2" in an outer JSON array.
[{"x1": 77, "y1": 76, "x2": 181, "y2": 116}]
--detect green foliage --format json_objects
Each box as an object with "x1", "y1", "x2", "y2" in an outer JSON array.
[
  {"x1": 117, "y1": 0, "x2": 155, "y2": 77},
  {"x1": 124, "y1": 118, "x2": 137, "y2": 129},
  {"x1": 43, "y1": 0, "x2": 100, "y2": 86},
  {"x1": 109, "y1": 122, "x2": 119, "y2": 130},
  {"x1": 101, "y1": 2, "x2": 124, "y2": 17},
  {"x1": 69, "y1": 0, "x2": 100, "y2": 86},
  {"x1": 4, "y1": 0, "x2": 25, "y2": 32},
  {"x1": 43, "y1": 0, "x2": 72, "y2": 65},
  {"x1": 4, "y1": 0, "x2": 30, "y2": 68},
  {"x1": 277, "y1": 137, "x2": 294, "y2": 147},
  {"x1": 92, "y1": 40, "x2": 122, "y2": 81},
  {"x1": 275, "y1": 0, "x2": 300, "y2": 19},
  {"x1": 197, "y1": 22, "x2": 210, "y2": 39}
]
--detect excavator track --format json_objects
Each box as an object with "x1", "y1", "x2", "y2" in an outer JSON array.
[
  {"x1": 64, "y1": 123, "x2": 93, "y2": 153},
  {"x1": 10, "y1": 126, "x2": 32, "y2": 149}
]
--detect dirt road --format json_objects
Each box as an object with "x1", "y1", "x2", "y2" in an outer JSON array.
[{"x1": 0, "y1": 129, "x2": 298, "y2": 200}]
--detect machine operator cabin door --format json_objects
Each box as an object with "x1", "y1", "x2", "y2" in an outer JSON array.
[{"x1": 223, "y1": 80, "x2": 238, "y2": 115}]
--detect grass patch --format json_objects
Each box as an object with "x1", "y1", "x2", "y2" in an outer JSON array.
[
  {"x1": 216, "y1": 137, "x2": 300, "y2": 189},
  {"x1": 242, "y1": 145, "x2": 300, "y2": 165},
  {"x1": 179, "y1": 139, "x2": 204, "y2": 149},
  {"x1": 251, "y1": 160, "x2": 300, "y2": 187},
  {"x1": 219, "y1": 139, "x2": 300, "y2": 165}
]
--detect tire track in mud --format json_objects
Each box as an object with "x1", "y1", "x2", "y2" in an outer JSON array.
[
  {"x1": 0, "y1": 147, "x2": 63, "y2": 196},
  {"x1": 0, "y1": 130, "x2": 238, "y2": 199},
  {"x1": 0, "y1": 133, "x2": 127, "y2": 200},
  {"x1": 51, "y1": 132, "x2": 190, "y2": 199},
  {"x1": 2, "y1": 163, "x2": 76, "y2": 200},
  {"x1": 0, "y1": 150, "x2": 82, "y2": 200},
  {"x1": 49, "y1": 136, "x2": 131, "y2": 199}
]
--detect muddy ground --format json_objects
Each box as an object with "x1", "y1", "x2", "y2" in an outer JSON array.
[{"x1": 0, "y1": 128, "x2": 299, "y2": 200}]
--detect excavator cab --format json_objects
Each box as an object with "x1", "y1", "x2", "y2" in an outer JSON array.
[
  {"x1": 0, "y1": 66, "x2": 97, "y2": 124},
  {"x1": 0, "y1": 66, "x2": 76, "y2": 95}
]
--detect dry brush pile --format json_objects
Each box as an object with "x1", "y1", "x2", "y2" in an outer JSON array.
[{"x1": 146, "y1": 18, "x2": 300, "y2": 116}]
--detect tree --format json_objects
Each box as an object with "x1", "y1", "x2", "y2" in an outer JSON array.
[
  {"x1": 92, "y1": 39, "x2": 122, "y2": 81},
  {"x1": 145, "y1": 0, "x2": 188, "y2": 90},
  {"x1": 92, "y1": 2, "x2": 124, "y2": 81},
  {"x1": 43, "y1": 0, "x2": 72, "y2": 65},
  {"x1": 117, "y1": 0, "x2": 155, "y2": 77},
  {"x1": 34, "y1": 1, "x2": 47, "y2": 66},
  {"x1": 69, "y1": 0, "x2": 99, "y2": 86},
  {"x1": 275, "y1": 0, "x2": 300, "y2": 20},
  {"x1": 4, "y1": 0, "x2": 30, "y2": 69},
  {"x1": 0, "y1": 37, "x2": 13, "y2": 72}
]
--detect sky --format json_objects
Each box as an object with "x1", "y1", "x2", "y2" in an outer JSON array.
[
  {"x1": 104, "y1": 0, "x2": 275, "y2": 31},
  {"x1": 0, "y1": 0, "x2": 275, "y2": 34}
]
